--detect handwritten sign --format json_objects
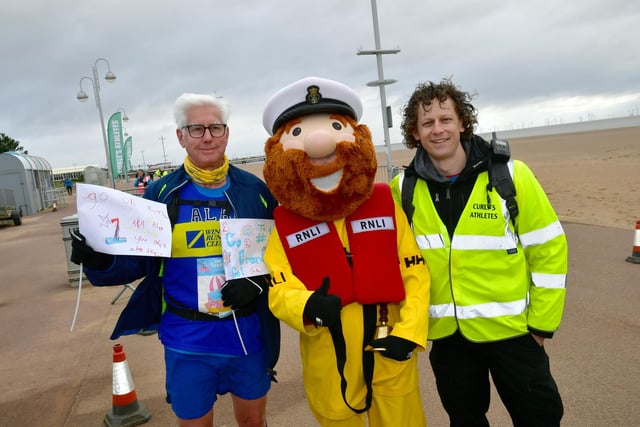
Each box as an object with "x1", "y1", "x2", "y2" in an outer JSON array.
[
  {"x1": 76, "y1": 183, "x2": 172, "y2": 257},
  {"x1": 220, "y1": 218, "x2": 274, "y2": 279}
]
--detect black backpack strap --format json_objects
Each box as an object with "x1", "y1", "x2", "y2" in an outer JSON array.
[
  {"x1": 167, "y1": 195, "x2": 180, "y2": 228},
  {"x1": 400, "y1": 171, "x2": 417, "y2": 226},
  {"x1": 487, "y1": 132, "x2": 518, "y2": 226},
  {"x1": 489, "y1": 160, "x2": 518, "y2": 224}
]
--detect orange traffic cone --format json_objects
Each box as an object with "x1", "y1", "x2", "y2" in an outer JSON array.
[
  {"x1": 626, "y1": 220, "x2": 640, "y2": 264},
  {"x1": 103, "y1": 343, "x2": 151, "y2": 427}
]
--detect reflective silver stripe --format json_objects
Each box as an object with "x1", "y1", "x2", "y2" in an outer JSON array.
[
  {"x1": 113, "y1": 360, "x2": 135, "y2": 395},
  {"x1": 452, "y1": 234, "x2": 517, "y2": 250},
  {"x1": 519, "y1": 221, "x2": 564, "y2": 248},
  {"x1": 429, "y1": 298, "x2": 527, "y2": 319},
  {"x1": 429, "y1": 302, "x2": 455, "y2": 318},
  {"x1": 532, "y1": 272, "x2": 566, "y2": 289},
  {"x1": 415, "y1": 234, "x2": 445, "y2": 249}
]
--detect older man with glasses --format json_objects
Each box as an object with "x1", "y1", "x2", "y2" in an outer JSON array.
[{"x1": 70, "y1": 93, "x2": 280, "y2": 427}]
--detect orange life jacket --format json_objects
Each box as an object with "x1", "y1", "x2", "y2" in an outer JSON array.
[{"x1": 274, "y1": 183, "x2": 405, "y2": 305}]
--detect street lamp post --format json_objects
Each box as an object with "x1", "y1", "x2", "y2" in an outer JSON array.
[
  {"x1": 117, "y1": 107, "x2": 129, "y2": 123},
  {"x1": 159, "y1": 136, "x2": 168, "y2": 164},
  {"x1": 77, "y1": 58, "x2": 118, "y2": 188},
  {"x1": 357, "y1": 0, "x2": 400, "y2": 181},
  {"x1": 140, "y1": 149, "x2": 147, "y2": 169}
]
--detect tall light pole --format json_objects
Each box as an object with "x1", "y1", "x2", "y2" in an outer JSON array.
[
  {"x1": 76, "y1": 57, "x2": 118, "y2": 188},
  {"x1": 159, "y1": 136, "x2": 168, "y2": 164},
  {"x1": 357, "y1": 0, "x2": 400, "y2": 181},
  {"x1": 141, "y1": 149, "x2": 146, "y2": 169}
]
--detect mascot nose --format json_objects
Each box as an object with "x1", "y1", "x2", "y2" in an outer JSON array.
[{"x1": 304, "y1": 130, "x2": 337, "y2": 159}]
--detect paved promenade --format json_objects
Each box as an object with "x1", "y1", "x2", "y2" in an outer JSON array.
[{"x1": 0, "y1": 192, "x2": 638, "y2": 426}]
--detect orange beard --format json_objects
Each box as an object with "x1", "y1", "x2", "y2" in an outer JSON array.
[{"x1": 263, "y1": 121, "x2": 377, "y2": 221}]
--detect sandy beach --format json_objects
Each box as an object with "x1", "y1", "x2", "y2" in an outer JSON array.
[{"x1": 507, "y1": 127, "x2": 639, "y2": 229}]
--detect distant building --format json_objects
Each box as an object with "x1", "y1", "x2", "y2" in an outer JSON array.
[
  {"x1": 147, "y1": 162, "x2": 175, "y2": 172},
  {"x1": 52, "y1": 165, "x2": 100, "y2": 183},
  {"x1": 0, "y1": 151, "x2": 61, "y2": 215}
]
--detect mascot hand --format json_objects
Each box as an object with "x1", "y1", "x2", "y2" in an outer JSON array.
[
  {"x1": 303, "y1": 277, "x2": 342, "y2": 327},
  {"x1": 222, "y1": 275, "x2": 269, "y2": 310},
  {"x1": 69, "y1": 228, "x2": 114, "y2": 270},
  {"x1": 367, "y1": 336, "x2": 415, "y2": 361}
]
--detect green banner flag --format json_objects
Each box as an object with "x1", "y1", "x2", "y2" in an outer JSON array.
[
  {"x1": 123, "y1": 136, "x2": 133, "y2": 175},
  {"x1": 107, "y1": 112, "x2": 124, "y2": 176}
]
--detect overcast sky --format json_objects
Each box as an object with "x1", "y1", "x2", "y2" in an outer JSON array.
[{"x1": 1, "y1": 0, "x2": 638, "y2": 170}]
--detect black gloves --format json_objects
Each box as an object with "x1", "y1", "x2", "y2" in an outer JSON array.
[
  {"x1": 221, "y1": 276, "x2": 269, "y2": 310},
  {"x1": 69, "y1": 228, "x2": 114, "y2": 270},
  {"x1": 367, "y1": 336, "x2": 416, "y2": 361},
  {"x1": 303, "y1": 277, "x2": 342, "y2": 327}
]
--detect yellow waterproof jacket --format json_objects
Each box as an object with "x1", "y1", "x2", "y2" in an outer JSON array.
[
  {"x1": 390, "y1": 159, "x2": 567, "y2": 342},
  {"x1": 265, "y1": 202, "x2": 430, "y2": 419}
]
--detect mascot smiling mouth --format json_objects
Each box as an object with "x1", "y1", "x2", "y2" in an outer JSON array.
[{"x1": 310, "y1": 169, "x2": 343, "y2": 192}]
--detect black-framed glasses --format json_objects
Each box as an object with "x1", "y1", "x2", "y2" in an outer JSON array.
[{"x1": 182, "y1": 123, "x2": 227, "y2": 138}]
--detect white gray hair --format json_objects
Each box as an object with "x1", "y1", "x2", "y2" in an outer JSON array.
[{"x1": 173, "y1": 93, "x2": 230, "y2": 128}]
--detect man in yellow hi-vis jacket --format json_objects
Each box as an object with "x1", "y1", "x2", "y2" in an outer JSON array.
[
  {"x1": 391, "y1": 78, "x2": 568, "y2": 427},
  {"x1": 261, "y1": 76, "x2": 431, "y2": 427}
]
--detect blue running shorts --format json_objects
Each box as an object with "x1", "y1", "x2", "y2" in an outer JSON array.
[{"x1": 164, "y1": 347, "x2": 270, "y2": 420}]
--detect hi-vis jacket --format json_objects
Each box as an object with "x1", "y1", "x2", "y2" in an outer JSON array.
[{"x1": 391, "y1": 156, "x2": 568, "y2": 343}]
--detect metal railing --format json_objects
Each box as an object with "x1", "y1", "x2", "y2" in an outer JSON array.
[
  {"x1": 374, "y1": 165, "x2": 403, "y2": 183},
  {"x1": 43, "y1": 188, "x2": 67, "y2": 208}
]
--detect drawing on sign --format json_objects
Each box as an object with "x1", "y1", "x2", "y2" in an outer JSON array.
[
  {"x1": 105, "y1": 217, "x2": 127, "y2": 244},
  {"x1": 205, "y1": 275, "x2": 226, "y2": 312},
  {"x1": 76, "y1": 183, "x2": 173, "y2": 257},
  {"x1": 220, "y1": 218, "x2": 274, "y2": 279}
]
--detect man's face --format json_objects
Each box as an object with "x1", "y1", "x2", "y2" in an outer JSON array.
[
  {"x1": 264, "y1": 113, "x2": 377, "y2": 221},
  {"x1": 412, "y1": 97, "x2": 465, "y2": 162},
  {"x1": 176, "y1": 105, "x2": 229, "y2": 169}
]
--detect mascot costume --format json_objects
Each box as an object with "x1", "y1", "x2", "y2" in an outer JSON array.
[{"x1": 262, "y1": 76, "x2": 431, "y2": 426}]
